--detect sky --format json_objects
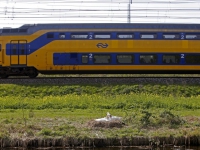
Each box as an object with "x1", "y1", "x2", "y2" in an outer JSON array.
[{"x1": 0, "y1": 0, "x2": 200, "y2": 28}]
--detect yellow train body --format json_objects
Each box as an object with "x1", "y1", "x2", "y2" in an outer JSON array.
[{"x1": 1, "y1": 23, "x2": 200, "y2": 78}]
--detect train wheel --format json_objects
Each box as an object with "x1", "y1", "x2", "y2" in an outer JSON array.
[
  {"x1": 28, "y1": 68, "x2": 38, "y2": 78},
  {"x1": 0, "y1": 68, "x2": 9, "y2": 78}
]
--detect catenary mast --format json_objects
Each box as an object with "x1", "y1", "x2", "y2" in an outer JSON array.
[{"x1": 128, "y1": 0, "x2": 132, "y2": 23}]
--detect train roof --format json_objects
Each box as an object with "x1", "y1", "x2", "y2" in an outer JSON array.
[{"x1": 1, "y1": 23, "x2": 200, "y2": 35}]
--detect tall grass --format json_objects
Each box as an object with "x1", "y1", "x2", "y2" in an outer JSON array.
[
  {"x1": 0, "y1": 93, "x2": 200, "y2": 110},
  {"x1": 1, "y1": 84, "x2": 200, "y2": 97}
]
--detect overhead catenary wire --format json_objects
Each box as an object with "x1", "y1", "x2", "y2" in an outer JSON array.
[{"x1": 0, "y1": 0, "x2": 200, "y2": 27}]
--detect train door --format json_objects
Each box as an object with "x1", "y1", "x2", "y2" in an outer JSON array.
[
  {"x1": 10, "y1": 40, "x2": 27, "y2": 66},
  {"x1": 69, "y1": 53, "x2": 79, "y2": 70}
]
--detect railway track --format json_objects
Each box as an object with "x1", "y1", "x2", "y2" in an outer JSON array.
[{"x1": 0, "y1": 76, "x2": 200, "y2": 85}]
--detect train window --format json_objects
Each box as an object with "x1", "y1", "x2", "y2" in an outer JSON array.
[
  {"x1": 21, "y1": 44, "x2": 25, "y2": 55},
  {"x1": 94, "y1": 54, "x2": 111, "y2": 64},
  {"x1": 185, "y1": 55, "x2": 200, "y2": 64},
  {"x1": 59, "y1": 33, "x2": 65, "y2": 39},
  {"x1": 140, "y1": 54, "x2": 157, "y2": 64},
  {"x1": 140, "y1": 34, "x2": 157, "y2": 39},
  {"x1": 82, "y1": 55, "x2": 88, "y2": 64},
  {"x1": 163, "y1": 55, "x2": 180, "y2": 64},
  {"x1": 185, "y1": 34, "x2": 200, "y2": 39},
  {"x1": 71, "y1": 34, "x2": 88, "y2": 39},
  {"x1": 19, "y1": 29, "x2": 27, "y2": 33},
  {"x1": 70, "y1": 53, "x2": 77, "y2": 58},
  {"x1": 2, "y1": 29, "x2": 10, "y2": 33},
  {"x1": 117, "y1": 55, "x2": 133, "y2": 64},
  {"x1": 163, "y1": 34, "x2": 179, "y2": 39},
  {"x1": 94, "y1": 34, "x2": 111, "y2": 39},
  {"x1": 47, "y1": 33, "x2": 54, "y2": 38},
  {"x1": 11, "y1": 29, "x2": 19, "y2": 33},
  {"x1": 12, "y1": 45, "x2": 17, "y2": 55},
  {"x1": 117, "y1": 34, "x2": 133, "y2": 39}
]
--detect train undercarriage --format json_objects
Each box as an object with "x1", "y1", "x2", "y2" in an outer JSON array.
[{"x1": 0, "y1": 67, "x2": 38, "y2": 78}]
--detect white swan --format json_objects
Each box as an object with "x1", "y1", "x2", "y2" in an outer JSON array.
[{"x1": 95, "y1": 112, "x2": 122, "y2": 122}]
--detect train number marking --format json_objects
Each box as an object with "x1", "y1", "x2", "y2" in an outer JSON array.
[
  {"x1": 89, "y1": 53, "x2": 93, "y2": 59},
  {"x1": 89, "y1": 35, "x2": 93, "y2": 39},
  {"x1": 181, "y1": 34, "x2": 184, "y2": 40},
  {"x1": 96, "y1": 43, "x2": 108, "y2": 48},
  {"x1": 181, "y1": 54, "x2": 184, "y2": 58}
]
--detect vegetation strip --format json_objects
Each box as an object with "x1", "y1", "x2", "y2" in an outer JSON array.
[{"x1": 0, "y1": 84, "x2": 200, "y2": 147}]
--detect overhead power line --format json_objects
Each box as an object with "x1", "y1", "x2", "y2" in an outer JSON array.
[{"x1": 0, "y1": 0, "x2": 200, "y2": 27}]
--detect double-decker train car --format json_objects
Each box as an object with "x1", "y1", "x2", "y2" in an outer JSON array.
[{"x1": 0, "y1": 23, "x2": 200, "y2": 78}]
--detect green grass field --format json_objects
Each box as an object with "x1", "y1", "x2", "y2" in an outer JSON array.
[{"x1": 0, "y1": 84, "x2": 200, "y2": 142}]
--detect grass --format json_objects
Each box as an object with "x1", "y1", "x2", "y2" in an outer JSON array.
[
  {"x1": 1, "y1": 84, "x2": 200, "y2": 97},
  {"x1": 0, "y1": 83, "x2": 200, "y2": 146},
  {"x1": 1, "y1": 93, "x2": 200, "y2": 110}
]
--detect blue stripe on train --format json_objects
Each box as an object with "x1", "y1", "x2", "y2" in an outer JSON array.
[
  {"x1": 5, "y1": 31, "x2": 186, "y2": 55},
  {"x1": 53, "y1": 53, "x2": 185, "y2": 65}
]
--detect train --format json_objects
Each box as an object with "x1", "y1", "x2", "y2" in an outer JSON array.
[{"x1": 0, "y1": 23, "x2": 200, "y2": 78}]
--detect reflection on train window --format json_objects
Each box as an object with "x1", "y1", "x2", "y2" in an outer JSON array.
[
  {"x1": 185, "y1": 34, "x2": 200, "y2": 39},
  {"x1": 59, "y1": 33, "x2": 65, "y2": 39},
  {"x1": 21, "y1": 44, "x2": 25, "y2": 55},
  {"x1": 117, "y1": 55, "x2": 133, "y2": 64},
  {"x1": 82, "y1": 55, "x2": 88, "y2": 64},
  {"x1": 12, "y1": 45, "x2": 17, "y2": 55},
  {"x1": 117, "y1": 34, "x2": 133, "y2": 39},
  {"x1": 163, "y1": 34, "x2": 179, "y2": 39},
  {"x1": 140, "y1": 34, "x2": 157, "y2": 39},
  {"x1": 94, "y1": 54, "x2": 111, "y2": 64},
  {"x1": 71, "y1": 34, "x2": 88, "y2": 39},
  {"x1": 47, "y1": 33, "x2": 54, "y2": 38},
  {"x1": 94, "y1": 34, "x2": 111, "y2": 39},
  {"x1": 185, "y1": 55, "x2": 200, "y2": 64},
  {"x1": 163, "y1": 55, "x2": 180, "y2": 64},
  {"x1": 140, "y1": 54, "x2": 157, "y2": 64}
]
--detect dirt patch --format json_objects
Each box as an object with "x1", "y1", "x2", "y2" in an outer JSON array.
[
  {"x1": 184, "y1": 116, "x2": 200, "y2": 122},
  {"x1": 87, "y1": 120, "x2": 124, "y2": 128}
]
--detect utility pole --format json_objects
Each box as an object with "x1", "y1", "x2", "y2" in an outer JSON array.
[{"x1": 128, "y1": 0, "x2": 132, "y2": 23}]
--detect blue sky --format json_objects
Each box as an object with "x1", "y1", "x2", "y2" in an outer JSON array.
[{"x1": 0, "y1": 0, "x2": 200, "y2": 28}]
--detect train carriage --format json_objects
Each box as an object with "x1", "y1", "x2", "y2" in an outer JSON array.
[{"x1": 0, "y1": 23, "x2": 200, "y2": 78}]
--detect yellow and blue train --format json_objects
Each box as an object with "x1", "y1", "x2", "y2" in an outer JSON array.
[{"x1": 0, "y1": 23, "x2": 200, "y2": 78}]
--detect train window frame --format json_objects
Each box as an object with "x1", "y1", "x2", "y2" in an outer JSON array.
[
  {"x1": 117, "y1": 33, "x2": 134, "y2": 39},
  {"x1": 185, "y1": 34, "x2": 200, "y2": 40},
  {"x1": 82, "y1": 55, "x2": 88, "y2": 64},
  {"x1": 140, "y1": 33, "x2": 157, "y2": 39},
  {"x1": 47, "y1": 33, "x2": 54, "y2": 39},
  {"x1": 93, "y1": 54, "x2": 111, "y2": 64},
  {"x1": 59, "y1": 33, "x2": 66, "y2": 39},
  {"x1": 185, "y1": 55, "x2": 200, "y2": 64},
  {"x1": 163, "y1": 33, "x2": 180, "y2": 39},
  {"x1": 94, "y1": 33, "x2": 111, "y2": 39},
  {"x1": 117, "y1": 54, "x2": 134, "y2": 64},
  {"x1": 162, "y1": 54, "x2": 180, "y2": 64},
  {"x1": 71, "y1": 33, "x2": 88, "y2": 39},
  {"x1": 139, "y1": 54, "x2": 157, "y2": 64}
]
